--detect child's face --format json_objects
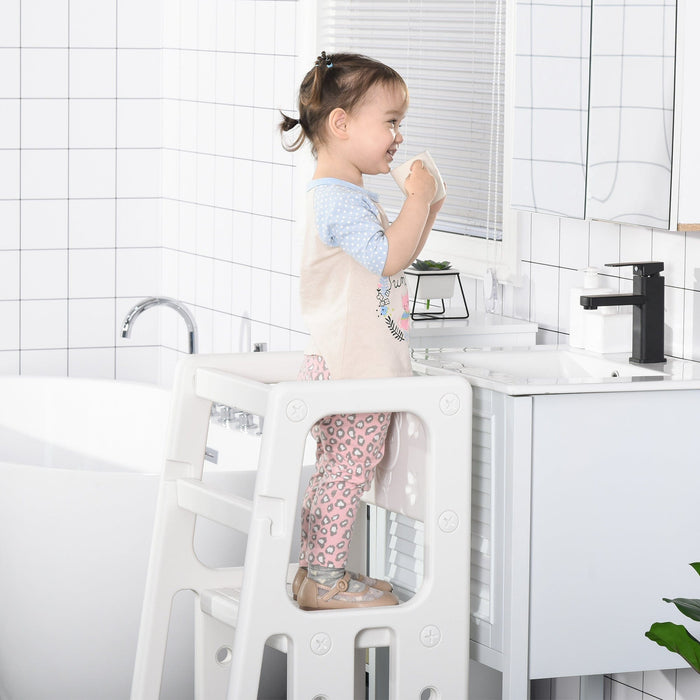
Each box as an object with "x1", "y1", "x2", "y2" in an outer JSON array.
[{"x1": 345, "y1": 83, "x2": 407, "y2": 176}]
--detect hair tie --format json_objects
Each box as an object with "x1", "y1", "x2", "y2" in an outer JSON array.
[{"x1": 315, "y1": 51, "x2": 333, "y2": 68}]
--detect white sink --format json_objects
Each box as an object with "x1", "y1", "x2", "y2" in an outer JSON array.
[{"x1": 416, "y1": 346, "x2": 670, "y2": 382}]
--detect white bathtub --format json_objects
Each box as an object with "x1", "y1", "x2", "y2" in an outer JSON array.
[{"x1": 0, "y1": 376, "x2": 272, "y2": 700}]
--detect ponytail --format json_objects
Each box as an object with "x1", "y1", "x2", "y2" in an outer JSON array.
[
  {"x1": 279, "y1": 52, "x2": 334, "y2": 153},
  {"x1": 278, "y1": 111, "x2": 307, "y2": 152}
]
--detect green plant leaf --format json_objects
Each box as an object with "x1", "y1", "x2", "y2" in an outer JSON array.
[
  {"x1": 645, "y1": 622, "x2": 700, "y2": 673},
  {"x1": 411, "y1": 259, "x2": 452, "y2": 271},
  {"x1": 663, "y1": 597, "x2": 700, "y2": 622},
  {"x1": 690, "y1": 562, "x2": 700, "y2": 578}
]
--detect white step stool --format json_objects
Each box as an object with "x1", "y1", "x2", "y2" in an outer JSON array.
[{"x1": 130, "y1": 351, "x2": 472, "y2": 700}]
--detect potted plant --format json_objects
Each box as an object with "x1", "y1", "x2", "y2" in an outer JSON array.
[
  {"x1": 645, "y1": 562, "x2": 700, "y2": 672},
  {"x1": 405, "y1": 259, "x2": 456, "y2": 309}
]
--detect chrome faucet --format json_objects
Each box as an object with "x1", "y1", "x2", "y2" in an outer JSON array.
[
  {"x1": 209, "y1": 341, "x2": 267, "y2": 434},
  {"x1": 121, "y1": 297, "x2": 198, "y2": 354},
  {"x1": 579, "y1": 262, "x2": 665, "y2": 364}
]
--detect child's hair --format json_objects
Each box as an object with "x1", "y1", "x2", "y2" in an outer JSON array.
[{"x1": 279, "y1": 51, "x2": 407, "y2": 155}]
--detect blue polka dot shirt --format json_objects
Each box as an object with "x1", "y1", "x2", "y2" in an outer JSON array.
[{"x1": 308, "y1": 178, "x2": 389, "y2": 276}]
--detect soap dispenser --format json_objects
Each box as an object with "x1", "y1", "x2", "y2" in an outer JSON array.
[
  {"x1": 583, "y1": 306, "x2": 633, "y2": 354},
  {"x1": 568, "y1": 268, "x2": 612, "y2": 348}
]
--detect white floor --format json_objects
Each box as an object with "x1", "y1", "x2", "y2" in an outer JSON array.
[{"x1": 530, "y1": 669, "x2": 700, "y2": 700}]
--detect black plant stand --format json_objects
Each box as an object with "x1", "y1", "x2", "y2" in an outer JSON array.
[{"x1": 406, "y1": 270, "x2": 470, "y2": 321}]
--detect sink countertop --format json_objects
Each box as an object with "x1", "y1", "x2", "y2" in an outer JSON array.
[
  {"x1": 413, "y1": 344, "x2": 700, "y2": 395},
  {"x1": 409, "y1": 312, "x2": 538, "y2": 349}
]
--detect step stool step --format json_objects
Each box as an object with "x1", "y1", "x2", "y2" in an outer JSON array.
[
  {"x1": 200, "y1": 586, "x2": 395, "y2": 652},
  {"x1": 177, "y1": 478, "x2": 253, "y2": 532}
]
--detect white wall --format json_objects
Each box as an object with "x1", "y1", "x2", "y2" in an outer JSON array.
[
  {"x1": 157, "y1": 0, "x2": 306, "y2": 385},
  {"x1": 0, "y1": 0, "x2": 306, "y2": 384},
  {"x1": 6, "y1": 0, "x2": 700, "y2": 386},
  {"x1": 532, "y1": 668, "x2": 700, "y2": 700},
  {"x1": 0, "y1": 0, "x2": 163, "y2": 379},
  {"x1": 504, "y1": 210, "x2": 699, "y2": 363}
]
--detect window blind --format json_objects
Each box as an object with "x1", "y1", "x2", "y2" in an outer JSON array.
[{"x1": 318, "y1": 0, "x2": 506, "y2": 241}]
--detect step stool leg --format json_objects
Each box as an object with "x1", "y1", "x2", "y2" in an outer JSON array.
[
  {"x1": 131, "y1": 591, "x2": 178, "y2": 700},
  {"x1": 288, "y1": 633, "x2": 358, "y2": 700},
  {"x1": 354, "y1": 647, "x2": 367, "y2": 700},
  {"x1": 225, "y1": 633, "x2": 268, "y2": 700},
  {"x1": 390, "y1": 629, "x2": 468, "y2": 699},
  {"x1": 194, "y1": 607, "x2": 235, "y2": 700}
]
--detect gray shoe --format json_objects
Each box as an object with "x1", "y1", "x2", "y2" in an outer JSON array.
[
  {"x1": 297, "y1": 572, "x2": 399, "y2": 611},
  {"x1": 292, "y1": 566, "x2": 393, "y2": 600}
]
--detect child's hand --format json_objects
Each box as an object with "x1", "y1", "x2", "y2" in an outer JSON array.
[
  {"x1": 404, "y1": 160, "x2": 437, "y2": 204},
  {"x1": 430, "y1": 187, "x2": 447, "y2": 215}
]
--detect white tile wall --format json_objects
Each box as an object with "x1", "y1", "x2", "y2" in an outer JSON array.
[
  {"x1": 606, "y1": 669, "x2": 700, "y2": 700},
  {"x1": 0, "y1": 0, "x2": 164, "y2": 379},
  {"x1": 531, "y1": 669, "x2": 700, "y2": 700},
  {"x1": 156, "y1": 0, "x2": 302, "y2": 378},
  {"x1": 508, "y1": 210, "x2": 700, "y2": 362}
]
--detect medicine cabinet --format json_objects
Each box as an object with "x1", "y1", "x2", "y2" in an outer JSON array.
[{"x1": 511, "y1": 0, "x2": 678, "y2": 230}]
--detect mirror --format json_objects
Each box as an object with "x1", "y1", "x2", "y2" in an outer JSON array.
[
  {"x1": 586, "y1": 0, "x2": 676, "y2": 227},
  {"x1": 512, "y1": 0, "x2": 591, "y2": 218},
  {"x1": 511, "y1": 0, "x2": 678, "y2": 229}
]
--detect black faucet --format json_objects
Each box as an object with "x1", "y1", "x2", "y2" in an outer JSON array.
[{"x1": 579, "y1": 261, "x2": 665, "y2": 364}]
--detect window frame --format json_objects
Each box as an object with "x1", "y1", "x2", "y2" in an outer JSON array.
[{"x1": 295, "y1": 0, "x2": 520, "y2": 284}]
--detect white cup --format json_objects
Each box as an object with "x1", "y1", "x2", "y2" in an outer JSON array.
[{"x1": 390, "y1": 150, "x2": 446, "y2": 204}]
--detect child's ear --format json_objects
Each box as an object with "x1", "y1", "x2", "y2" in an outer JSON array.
[{"x1": 327, "y1": 107, "x2": 350, "y2": 139}]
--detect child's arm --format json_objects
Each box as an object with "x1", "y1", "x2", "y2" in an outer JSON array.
[{"x1": 382, "y1": 161, "x2": 443, "y2": 276}]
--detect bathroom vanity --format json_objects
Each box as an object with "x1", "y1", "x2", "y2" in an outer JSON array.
[{"x1": 381, "y1": 348, "x2": 700, "y2": 699}]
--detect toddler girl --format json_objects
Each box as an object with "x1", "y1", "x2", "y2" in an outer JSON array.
[{"x1": 280, "y1": 52, "x2": 445, "y2": 610}]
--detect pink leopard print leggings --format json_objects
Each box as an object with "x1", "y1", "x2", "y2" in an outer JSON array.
[{"x1": 298, "y1": 355, "x2": 392, "y2": 569}]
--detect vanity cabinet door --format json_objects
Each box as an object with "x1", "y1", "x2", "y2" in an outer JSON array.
[{"x1": 528, "y1": 389, "x2": 700, "y2": 678}]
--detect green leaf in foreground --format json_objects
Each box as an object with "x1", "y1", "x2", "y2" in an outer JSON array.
[
  {"x1": 645, "y1": 622, "x2": 700, "y2": 674},
  {"x1": 663, "y1": 597, "x2": 700, "y2": 623}
]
